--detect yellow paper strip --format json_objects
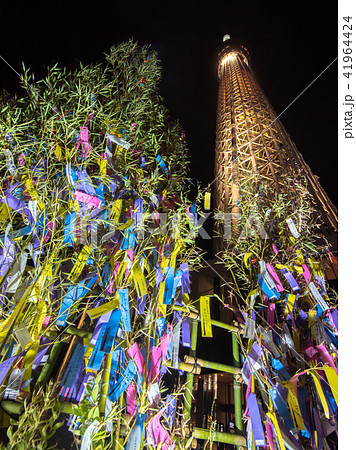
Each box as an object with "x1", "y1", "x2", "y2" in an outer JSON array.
[
  {"x1": 87, "y1": 298, "x2": 119, "y2": 320},
  {"x1": 0, "y1": 203, "x2": 10, "y2": 221},
  {"x1": 170, "y1": 239, "x2": 184, "y2": 271},
  {"x1": 266, "y1": 412, "x2": 286, "y2": 450},
  {"x1": 132, "y1": 261, "x2": 148, "y2": 298},
  {"x1": 284, "y1": 381, "x2": 305, "y2": 430},
  {"x1": 200, "y1": 296, "x2": 213, "y2": 337},
  {"x1": 284, "y1": 294, "x2": 296, "y2": 315},
  {"x1": 21, "y1": 339, "x2": 40, "y2": 389},
  {"x1": 204, "y1": 192, "x2": 211, "y2": 210},
  {"x1": 68, "y1": 245, "x2": 92, "y2": 282},
  {"x1": 26, "y1": 178, "x2": 44, "y2": 210},
  {"x1": 55, "y1": 144, "x2": 63, "y2": 160},
  {"x1": 311, "y1": 371, "x2": 330, "y2": 418},
  {"x1": 111, "y1": 199, "x2": 122, "y2": 223},
  {"x1": 323, "y1": 366, "x2": 338, "y2": 406}
]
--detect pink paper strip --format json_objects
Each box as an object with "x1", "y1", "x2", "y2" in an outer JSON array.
[
  {"x1": 18, "y1": 153, "x2": 26, "y2": 166},
  {"x1": 76, "y1": 126, "x2": 92, "y2": 158},
  {"x1": 127, "y1": 343, "x2": 144, "y2": 374},
  {"x1": 266, "y1": 263, "x2": 284, "y2": 292},
  {"x1": 146, "y1": 408, "x2": 175, "y2": 449},
  {"x1": 149, "y1": 346, "x2": 162, "y2": 384},
  {"x1": 42, "y1": 315, "x2": 51, "y2": 329},
  {"x1": 243, "y1": 374, "x2": 252, "y2": 419},
  {"x1": 74, "y1": 190, "x2": 102, "y2": 209},
  {"x1": 302, "y1": 263, "x2": 311, "y2": 284},
  {"x1": 43, "y1": 221, "x2": 54, "y2": 243},
  {"x1": 316, "y1": 344, "x2": 338, "y2": 374},
  {"x1": 305, "y1": 345, "x2": 319, "y2": 360},
  {"x1": 126, "y1": 383, "x2": 137, "y2": 416},
  {"x1": 266, "y1": 420, "x2": 276, "y2": 450},
  {"x1": 267, "y1": 303, "x2": 275, "y2": 328}
]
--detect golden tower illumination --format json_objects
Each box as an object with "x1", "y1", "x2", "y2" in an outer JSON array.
[{"x1": 214, "y1": 40, "x2": 338, "y2": 235}]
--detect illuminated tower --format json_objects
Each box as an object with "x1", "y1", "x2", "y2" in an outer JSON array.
[{"x1": 214, "y1": 38, "x2": 338, "y2": 246}]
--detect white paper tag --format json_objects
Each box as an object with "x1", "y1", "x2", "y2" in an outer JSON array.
[
  {"x1": 243, "y1": 317, "x2": 256, "y2": 340},
  {"x1": 81, "y1": 420, "x2": 100, "y2": 450},
  {"x1": 105, "y1": 146, "x2": 113, "y2": 164},
  {"x1": 314, "y1": 317, "x2": 330, "y2": 346},
  {"x1": 65, "y1": 162, "x2": 74, "y2": 186},
  {"x1": 106, "y1": 134, "x2": 131, "y2": 150},
  {"x1": 250, "y1": 292, "x2": 259, "y2": 308},
  {"x1": 309, "y1": 282, "x2": 329, "y2": 311},
  {"x1": 13, "y1": 325, "x2": 32, "y2": 350},
  {"x1": 28, "y1": 200, "x2": 38, "y2": 222},
  {"x1": 259, "y1": 261, "x2": 276, "y2": 291},
  {"x1": 6, "y1": 252, "x2": 28, "y2": 294},
  {"x1": 105, "y1": 398, "x2": 113, "y2": 432},
  {"x1": 150, "y1": 194, "x2": 159, "y2": 207},
  {"x1": 286, "y1": 218, "x2": 300, "y2": 239},
  {"x1": 281, "y1": 323, "x2": 295, "y2": 349},
  {"x1": 298, "y1": 212, "x2": 302, "y2": 232},
  {"x1": 147, "y1": 382, "x2": 161, "y2": 404},
  {"x1": 313, "y1": 321, "x2": 325, "y2": 345},
  {"x1": 171, "y1": 321, "x2": 181, "y2": 369},
  {"x1": 4, "y1": 148, "x2": 17, "y2": 176},
  {"x1": 260, "y1": 327, "x2": 281, "y2": 359},
  {"x1": 3, "y1": 368, "x2": 25, "y2": 400}
]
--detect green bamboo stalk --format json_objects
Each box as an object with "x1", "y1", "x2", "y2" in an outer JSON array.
[
  {"x1": 164, "y1": 360, "x2": 201, "y2": 374},
  {"x1": 172, "y1": 305, "x2": 241, "y2": 333},
  {"x1": 184, "y1": 355, "x2": 242, "y2": 376},
  {"x1": 99, "y1": 352, "x2": 112, "y2": 417},
  {"x1": 65, "y1": 326, "x2": 92, "y2": 340},
  {"x1": 232, "y1": 332, "x2": 243, "y2": 432},
  {"x1": 0, "y1": 400, "x2": 24, "y2": 416},
  {"x1": 34, "y1": 341, "x2": 64, "y2": 389},
  {"x1": 183, "y1": 319, "x2": 198, "y2": 424},
  {"x1": 45, "y1": 325, "x2": 93, "y2": 341},
  {"x1": 114, "y1": 394, "x2": 125, "y2": 450},
  {"x1": 192, "y1": 427, "x2": 246, "y2": 446}
]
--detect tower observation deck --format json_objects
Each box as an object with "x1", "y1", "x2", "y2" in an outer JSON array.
[{"x1": 214, "y1": 41, "x2": 338, "y2": 242}]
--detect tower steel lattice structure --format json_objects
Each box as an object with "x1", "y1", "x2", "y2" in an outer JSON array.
[{"x1": 214, "y1": 42, "x2": 338, "y2": 244}]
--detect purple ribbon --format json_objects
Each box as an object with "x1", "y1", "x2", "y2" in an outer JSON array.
[
  {"x1": 0, "y1": 233, "x2": 15, "y2": 277},
  {"x1": 75, "y1": 169, "x2": 96, "y2": 196},
  {"x1": 247, "y1": 393, "x2": 266, "y2": 446},
  {"x1": 137, "y1": 294, "x2": 146, "y2": 315},
  {"x1": 279, "y1": 267, "x2": 300, "y2": 291},
  {"x1": 181, "y1": 317, "x2": 191, "y2": 348},
  {"x1": 1, "y1": 194, "x2": 34, "y2": 225}
]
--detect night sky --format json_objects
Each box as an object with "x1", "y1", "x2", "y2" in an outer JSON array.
[{"x1": 0, "y1": 0, "x2": 337, "y2": 205}]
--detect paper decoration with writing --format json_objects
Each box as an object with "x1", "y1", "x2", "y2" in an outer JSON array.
[
  {"x1": 309, "y1": 282, "x2": 329, "y2": 311},
  {"x1": 200, "y1": 296, "x2": 213, "y2": 337},
  {"x1": 243, "y1": 317, "x2": 256, "y2": 340},
  {"x1": 286, "y1": 218, "x2": 300, "y2": 238}
]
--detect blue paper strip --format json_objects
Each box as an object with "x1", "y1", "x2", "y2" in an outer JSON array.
[
  {"x1": 119, "y1": 289, "x2": 131, "y2": 333},
  {"x1": 108, "y1": 360, "x2": 136, "y2": 402}
]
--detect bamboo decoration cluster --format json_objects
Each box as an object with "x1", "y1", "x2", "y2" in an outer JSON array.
[
  {"x1": 216, "y1": 177, "x2": 338, "y2": 449},
  {"x1": 0, "y1": 41, "x2": 207, "y2": 449}
]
